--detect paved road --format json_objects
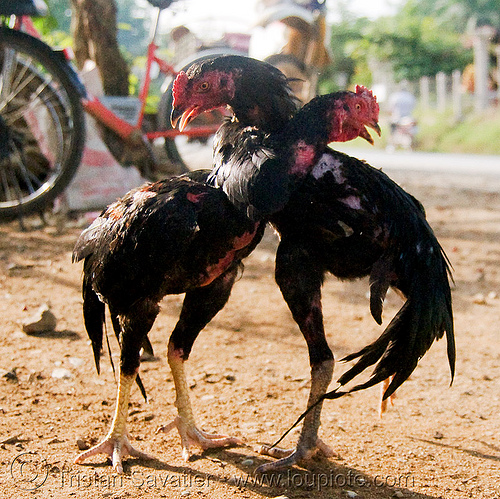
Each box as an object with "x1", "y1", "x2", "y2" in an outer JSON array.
[
  {"x1": 184, "y1": 141, "x2": 500, "y2": 191},
  {"x1": 337, "y1": 147, "x2": 500, "y2": 192}
]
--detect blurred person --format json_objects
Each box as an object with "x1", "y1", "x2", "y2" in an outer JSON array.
[{"x1": 388, "y1": 81, "x2": 417, "y2": 132}]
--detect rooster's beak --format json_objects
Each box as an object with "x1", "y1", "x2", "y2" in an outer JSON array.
[
  {"x1": 359, "y1": 121, "x2": 381, "y2": 144},
  {"x1": 370, "y1": 121, "x2": 382, "y2": 137},
  {"x1": 170, "y1": 106, "x2": 199, "y2": 131},
  {"x1": 170, "y1": 107, "x2": 182, "y2": 129}
]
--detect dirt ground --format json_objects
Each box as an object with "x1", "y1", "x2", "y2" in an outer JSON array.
[{"x1": 0, "y1": 174, "x2": 499, "y2": 499}]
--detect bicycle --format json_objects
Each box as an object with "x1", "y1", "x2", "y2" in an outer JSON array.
[
  {"x1": 79, "y1": 0, "x2": 244, "y2": 180},
  {"x1": 0, "y1": 0, "x2": 87, "y2": 221},
  {"x1": 1, "y1": 0, "x2": 242, "y2": 220}
]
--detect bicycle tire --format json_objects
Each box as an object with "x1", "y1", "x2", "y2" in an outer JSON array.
[
  {"x1": 0, "y1": 27, "x2": 86, "y2": 220},
  {"x1": 158, "y1": 50, "x2": 245, "y2": 174}
]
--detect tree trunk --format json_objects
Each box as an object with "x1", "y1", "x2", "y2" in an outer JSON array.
[{"x1": 70, "y1": 0, "x2": 129, "y2": 96}]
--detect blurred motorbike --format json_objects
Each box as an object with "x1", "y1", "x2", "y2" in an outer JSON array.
[{"x1": 388, "y1": 116, "x2": 417, "y2": 151}]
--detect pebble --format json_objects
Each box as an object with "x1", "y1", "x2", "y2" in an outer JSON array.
[
  {"x1": 241, "y1": 459, "x2": 254, "y2": 466},
  {"x1": 345, "y1": 491, "x2": 359, "y2": 498},
  {"x1": 472, "y1": 293, "x2": 487, "y2": 305},
  {"x1": 22, "y1": 304, "x2": 57, "y2": 334},
  {"x1": 52, "y1": 368, "x2": 72, "y2": 380},
  {"x1": 393, "y1": 491, "x2": 405, "y2": 498},
  {"x1": 76, "y1": 438, "x2": 90, "y2": 451},
  {"x1": 68, "y1": 357, "x2": 84, "y2": 368}
]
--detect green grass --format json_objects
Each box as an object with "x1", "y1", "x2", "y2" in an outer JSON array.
[{"x1": 415, "y1": 108, "x2": 500, "y2": 155}]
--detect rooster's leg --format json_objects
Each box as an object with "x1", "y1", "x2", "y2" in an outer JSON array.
[
  {"x1": 258, "y1": 241, "x2": 335, "y2": 472},
  {"x1": 157, "y1": 267, "x2": 242, "y2": 459},
  {"x1": 75, "y1": 300, "x2": 157, "y2": 473},
  {"x1": 75, "y1": 371, "x2": 154, "y2": 472}
]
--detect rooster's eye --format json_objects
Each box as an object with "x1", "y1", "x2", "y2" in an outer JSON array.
[
  {"x1": 198, "y1": 81, "x2": 211, "y2": 92},
  {"x1": 355, "y1": 103, "x2": 361, "y2": 110}
]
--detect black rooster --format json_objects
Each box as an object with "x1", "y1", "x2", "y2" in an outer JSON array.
[
  {"x1": 171, "y1": 55, "x2": 455, "y2": 472},
  {"x1": 72, "y1": 86, "x2": 379, "y2": 472}
]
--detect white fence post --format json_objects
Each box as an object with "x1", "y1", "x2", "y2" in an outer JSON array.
[
  {"x1": 436, "y1": 72, "x2": 447, "y2": 112},
  {"x1": 419, "y1": 76, "x2": 430, "y2": 109},
  {"x1": 473, "y1": 25, "x2": 495, "y2": 111},
  {"x1": 452, "y1": 69, "x2": 462, "y2": 120}
]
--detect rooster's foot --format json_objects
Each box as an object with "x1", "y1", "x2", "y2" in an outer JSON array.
[
  {"x1": 74, "y1": 433, "x2": 154, "y2": 473},
  {"x1": 256, "y1": 437, "x2": 335, "y2": 473},
  {"x1": 156, "y1": 416, "x2": 242, "y2": 460}
]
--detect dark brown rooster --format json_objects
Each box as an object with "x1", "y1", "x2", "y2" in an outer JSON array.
[
  {"x1": 72, "y1": 84, "x2": 379, "y2": 473},
  {"x1": 171, "y1": 55, "x2": 455, "y2": 473}
]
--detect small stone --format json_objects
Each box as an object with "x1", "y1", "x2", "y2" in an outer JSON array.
[
  {"x1": 144, "y1": 414, "x2": 155, "y2": 422},
  {"x1": 22, "y1": 304, "x2": 57, "y2": 334},
  {"x1": 434, "y1": 431, "x2": 444, "y2": 440},
  {"x1": 180, "y1": 491, "x2": 190, "y2": 497},
  {"x1": 68, "y1": 357, "x2": 84, "y2": 368},
  {"x1": 472, "y1": 293, "x2": 487, "y2": 305},
  {"x1": 52, "y1": 368, "x2": 72, "y2": 380},
  {"x1": 345, "y1": 491, "x2": 359, "y2": 498},
  {"x1": 241, "y1": 458, "x2": 254, "y2": 466},
  {"x1": 393, "y1": 491, "x2": 404, "y2": 498},
  {"x1": 76, "y1": 438, "x2": 89, "y2": 450}
]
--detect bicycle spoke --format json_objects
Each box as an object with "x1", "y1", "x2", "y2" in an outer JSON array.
[
  {"x1": 0, "y1": 29, "x2": 85, "y2": 217},
  {"x1": 0, "y1": 54, "x2": 38, "y2": 111},
  {"x1": 13, "y1": 149, "x2": 42, "y2": 195},
  {"x1": 0, "y1": 167, "x2": 12, "y2": 202},
  {"x1": 0, "y1": 163, "x2": 23, "y2": 205}
]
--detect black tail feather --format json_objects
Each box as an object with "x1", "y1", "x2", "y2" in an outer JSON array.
[
  {"x1": 82, "y1": 272, "x2": 105, "y2": 374},
  {"x1": 340, "y1": 244, "x2": 454, "y2": 400},
  {"x1": 368, "y1": 255, "x2": 393, "y2": 325}
]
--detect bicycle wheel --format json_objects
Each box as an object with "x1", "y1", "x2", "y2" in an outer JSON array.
[
  {"x1": 158, "y1": 50, "x2": 244, "y2": 174},
  {"x1": 0, "y1": 27, "x2": 86, "y2": 220}
]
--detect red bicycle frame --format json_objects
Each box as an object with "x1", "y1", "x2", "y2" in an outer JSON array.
[
  {"x1": 81, "y1": 8, "x2": 219, "y2": 143},
  {"x1": 19, "y1": 8, "x2": 220, "y2": 145}
]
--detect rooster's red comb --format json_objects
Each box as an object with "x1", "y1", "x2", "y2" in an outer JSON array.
[
  {"x1": 355, "y1": 85, "x2": 375, "y2": 100},
  {"x1": 355, "y1": 84, "x2": 379, "y2": 115},
  {"x1": 172, "y1": 71, "x2": 189, "y2": 106}
]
